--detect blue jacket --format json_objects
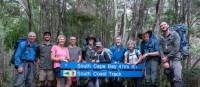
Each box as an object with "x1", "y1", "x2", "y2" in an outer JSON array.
[
  {"x1": 110, "y1": 44, "x2": 126, "y2": 62},
  {"x1": 15, "y1": 41, "x2": 38, "y2": 68}
]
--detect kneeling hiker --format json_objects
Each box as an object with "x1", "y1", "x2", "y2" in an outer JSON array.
[{"x1": 159, "y1": 22, "x2": 184, "y2": 87}]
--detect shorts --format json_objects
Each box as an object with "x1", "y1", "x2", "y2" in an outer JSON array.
[
  {"x1": 53, "y1": 67, "x2": 61, "y2": 77},
  {"x1": 39, "y1": 69, "x2": 54, "y2": 81}
]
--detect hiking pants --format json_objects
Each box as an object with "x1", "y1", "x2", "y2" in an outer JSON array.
[
  {"x1": 14, "y1": 62, "x2": 35, "y2": 87},
  {"x1": 169, "y1": 60, "x2": 184, "y2": 87},
  {"x1": 145, "y1": 59, "x2": 159, "y2": 86}
]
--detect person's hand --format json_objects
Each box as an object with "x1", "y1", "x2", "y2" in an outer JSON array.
[
  {"x1": 64, "y1": 57, "x2": 71, "y2": 62},
  {"x1": 17, "y1": 67, "x2": 23, "y2": 73},
  {"x1": 163, "y1": 62, "x2": 170, "y2": 68},
  {"x1": 91, "y1": 60, "x2": 96, "y2": 63},
  {"x1": 134, "y1": 61, "x2": 139, "y2": 65},
  {"x1": 63, "y1": 59, "x2": 69, "y2": 62},
  {"x1": 64, "y1": 58, "x2": 71, "y2": 62},
  {"x1": 162, "y1": 56, "x2": 168, "y2": 63},
  {"x1": 96, "y1": 60, "x2": 100, "y2": 63},
  {"x1": 142, "y1": 53, "x2": 149, "y2": 59},
  {"x1": 36, "y1": 58, "x2": 40, "y2": 64}
]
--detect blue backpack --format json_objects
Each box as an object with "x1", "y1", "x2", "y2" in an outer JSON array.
[
  {"x1": 10, "y1": 37, "x2": 27, "y2": 65},
  {"x1": 171, "y1": 23, "x2": 189, "y2": 59}
]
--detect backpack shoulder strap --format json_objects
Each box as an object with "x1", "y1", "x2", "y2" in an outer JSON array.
[
  {"x1": 135, "y1": 49, "x2": 139, "y2": 58},
  {"x1": 22, "y1": 41, "x2": 28, "y2": 53},
  {"x1": 127, "y1": 50, "x2": 130, "y2": 63},
  {"x1": 101, "y1": 48, "x2": 105, "y2": 56}
]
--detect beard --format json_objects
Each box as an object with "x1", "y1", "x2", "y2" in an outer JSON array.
[{"x1": 162, "y1": 27, "x2": 169, "y2": 32}]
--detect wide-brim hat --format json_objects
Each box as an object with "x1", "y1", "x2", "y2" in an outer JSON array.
[
  {"x1": 138, "y1": 29, "x2": 153, "y2": 39},
  {"x1": 86, "y1": 34, "x2": 96, "y2": 41}
]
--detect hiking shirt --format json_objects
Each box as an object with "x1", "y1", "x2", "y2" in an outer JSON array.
[
  {"x1": 159, "y1": 31, "x2": 181, "y2": 60},
  {"x1": 95, "y1": 50, "x2": 111, "y2": 63},
  {"x1": 83, "y1": 45, "x2": 96, "y2": 62},
  {"x1": 15, "y1": 41, "x2": 38, "y2": 68},
  {"x1": 110, "y1": 44, "x2": 126, "y2": 62},
  {"x1": 141, "y1": 37, "x2": 160, "y2": 61},
  {"x1": 38, "y1": 42, "x2": 53, "y2": 70},
  {"x1": 124, "y1": 49, "x2": 141, "y2": 64},
  {"x1": 68, "y1": 46, "x2": 82, "y2": 62},
  {"x1": 51, "y1": 45, "x2": 70, "y2": 68}
]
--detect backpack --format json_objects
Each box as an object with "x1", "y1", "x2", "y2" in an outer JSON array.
[
  {"x1": 101, "y1": 48, "x2": 112, "y2": 60},
  {"x1": 95, "y1": 48, "x2": 111, "y2": 63},
  {"x1": 10, "y1": 37, "x2": 27, "y2": 65},
  {"x1": 171, "y1": 23, "x2": 189, "y2": 59}
]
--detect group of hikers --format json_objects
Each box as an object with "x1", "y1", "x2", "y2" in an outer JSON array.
[{"x1": 13, "y1": 21, "x2": 184, "y2": 87}]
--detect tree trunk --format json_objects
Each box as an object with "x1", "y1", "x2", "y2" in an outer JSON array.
[
  {"x1": 114, "y1": 0, "x2": 118, "y2": 37},
  {"x1": 186, "y1": 0, "x2": 192, "y2": 69},
  {"x1": 152, "y1": 0, "x2": 163, "y2": 34},
  {"x1": 122, "y1": 0, "x2": 128, "y2": 46},
  {"x1": 131, "y1": 0, "x2": 145, "y2": 39},
  {"x1": 20, "y1": 0, "x2": 32, "y2": 32},
  {"x1": 179, "y1": 0, "x2": 186, "y2": 23},
  {"x1": 27, "y1": 0, "x2": 32, "y2": 32},
  {"x1": 175, "y1": 0, "x2": 178, "y2": 24}
]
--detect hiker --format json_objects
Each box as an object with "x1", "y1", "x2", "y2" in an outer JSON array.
[
  {"x1": 38, "y1": 32, "x2": 54, "y2": 87},
  {"x1": 124, "y1": 40, "x2": 143, "y2": 87},
  {"x1": 94, "y1": 41, "x2": 111, "y2": 87},
  {"x1": 82, "y1": 35, "x2": 96, "y2": 62},
  {"x1": 138, "y1": 30, "x2": 160, "y2": 87},
  {"x1": 82, "y1": 35, "x2": 96, "y2": 87},
  {"x1": 14, "y1": 32, "x2": 39, "y2": 87},
  {"x1": 159, "y1": 21, "x2": 184, "y2": 87},
  {"x1": 51, "y1": 35, "x2": 71, "y2": 87},
  {"x1": 68, "y1": 36, "x2": 82, "y2": 87},
  {"x1": 110, "y1": 36, "x2": 126, "y2": 87}
]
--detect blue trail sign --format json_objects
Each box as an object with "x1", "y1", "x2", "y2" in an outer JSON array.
[{"x1": 60, "y1": 61, "x2": 144, "y2": 77}]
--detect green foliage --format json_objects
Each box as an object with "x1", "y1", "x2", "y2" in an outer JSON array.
[
  {"x1": 64, "y1": 9, "x2": 115, "y2": 46},
  {"x1": 190, "y1": 36, "x2": 200, "y2": 56},
  {"x1": 0, "y1": 1, "x2": 27, "y2": 49},
  {"x1": 3, "y1": 17, "x2": 28, "y2": 49},
  {"x1": 2, "y1": 71, "x2": 13, "y2": 83},
  {"x1": 0, "y1": 2, "x2": 20, "y2": 17},
  {"x1": 183, "y1": 67, "x2": 200, "y2": 79},
  {"x1": 1, "y1": 0, "x2": 41, "y2": 49},
  {"x1": 163, "y1": 9, "x2": 176, "y2": 25}
]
